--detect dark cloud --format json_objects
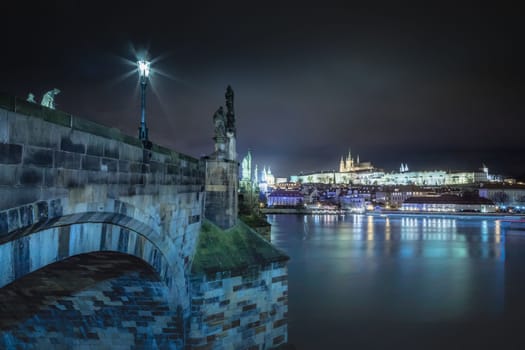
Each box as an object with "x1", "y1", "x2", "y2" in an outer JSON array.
[{"x1": 1, "y1": 1, "x2": 523, "y2": 178}]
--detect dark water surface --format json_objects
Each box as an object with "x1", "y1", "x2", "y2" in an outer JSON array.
[{"x1": 269, "y1": 214, "x2": 525, "y2": 350}]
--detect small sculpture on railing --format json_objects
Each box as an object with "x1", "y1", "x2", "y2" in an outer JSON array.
[
  {"x1": 26, "y1": 93, "x2": 36, "y2": 103},
  {"x1": 40, "y1": 88, "x2": 61, "y2": 109}
]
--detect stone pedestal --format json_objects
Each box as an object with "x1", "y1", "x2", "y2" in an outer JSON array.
[{"x1": 204, "y1": 158, "x2": 238, "y2": 229}]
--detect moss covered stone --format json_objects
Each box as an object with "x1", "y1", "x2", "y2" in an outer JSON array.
[
  {"x1": 240, "y1": 214, "x2": 271, "y2": 228},
  {"x1": 191, "y1": 220, "x2": 288, "y2": 276}
]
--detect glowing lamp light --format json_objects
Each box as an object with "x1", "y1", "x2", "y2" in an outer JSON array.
[
  {"x1": 137, "y1": 60, "x2": 151, "y2": 78},
  {"x1": 137, "y1": 59, "x2": 152, "y2": 144}
]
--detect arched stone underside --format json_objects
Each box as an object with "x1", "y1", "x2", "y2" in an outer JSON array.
[
  {"x1": 0, "y1": 192, "x2": 203, "y2": 314},
  {"x1": 0, "y1": 212, "x2": 185, "y2": 308},
  {"x1": 0, "y1": 251, "x2": 184, "y2": 349}
]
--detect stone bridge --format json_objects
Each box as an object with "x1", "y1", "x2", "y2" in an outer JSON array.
[
  {"x1": 0, "y1": 94, "x2": 204, "y2": 315},
  {"x1": 0, "y1": 92, "x2": 289, "y2": 349}
]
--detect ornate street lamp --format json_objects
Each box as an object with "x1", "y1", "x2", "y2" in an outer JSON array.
[{"x1": 137, "y1": 59, "x2": 151, "y2": 144}]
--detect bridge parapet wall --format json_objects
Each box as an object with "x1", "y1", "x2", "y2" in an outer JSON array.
[{"x1": 0, "y1": 95, "x2": 204, "y2": 233}]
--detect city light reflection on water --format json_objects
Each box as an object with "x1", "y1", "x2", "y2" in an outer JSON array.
[
  {"x1": 269, "y1": 214, "x2": 523, "y2": 349},
  {"x1": 294, "y1": 215, "x2": 506, "y2": 260}
]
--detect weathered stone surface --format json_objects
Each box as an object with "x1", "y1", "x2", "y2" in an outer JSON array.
[
  {"x1": 103, "y1": 141, "x2": 119, "y2": 159},
  {"x1": 18, "y1": 205, "x2": 33, "y2": 227},
  {"x1": 55, "y1": 168, "x2": 80, "y2": 188},
  {"x1": 81, "y1": 155, "x2": 100, "y2": 171},
  {"x1": 0, "y1": 109, "x2": 8, "y2": 142},
  {"x1": 0, "y1": 252, "x2": 183, "y2": 349},
  {"x1": 86, "y1": 143, "x2": 104, "y2": 157},
  {"x1": 0, "y1": 187, "x2": 40, "y2": 211},
  {"x1": 20, "y1": 167, "x2": 43, "y2": 186},
  {"x1": 189, "y1": 222, "x2": 289, "y2": 349},
  {"x1": 54, "y1": 150, "x2": 81, "y2": 169},
  {"x1": 60, "y1": 136, "x2": 85, "y2": 154},
  {"x1": 26, "y1": 118, "x2": 61, "y2": 149},
  {"x1": 101, "y1": 158, "x2": 118, "y2": 172},
  {"x1": 0, "y1": 165, "x2": 18, "y2": 186},
  {"x1": 118, "y1": 160, "x2": 130, "y2": 172},
  {"x1": 167, "y1": 164, "x2": 179, "y2": 175},
  {"x1": 205, "y1": 159, "x2": 238, "y2": 229},
  {"x1": 13, "y1": 237, "x2": 30, "y2": 279},
  {"x1": 23, "y1": 147, "x2": 53, "y2": 167},
  {"x1": 43, "y1": 168, "x2": 56, "y2": 187},
  {"x1": 36, "y1": 201, "x2": 49, "y2": 221},
  {"x1": 0, "y1": 212, "x2": 8, "y2": 236},
  {"x1": 0, "y1": 143, "x2": 22, "y2": 164}
]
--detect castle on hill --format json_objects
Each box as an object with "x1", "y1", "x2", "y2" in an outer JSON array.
[{"x1": 339, "y1": 149, "x2": 374, "y2": 172}]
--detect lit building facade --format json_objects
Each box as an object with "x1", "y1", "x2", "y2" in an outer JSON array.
[
  {"x1": 291, "y1": 169, "x2": 494, "y2": 186},
  {"x1": 401, "y1": 195, "x2": 496, "y2": 213},
  {"x1": 267, "y1": 190, "x2": 304, "y2": 207},
  {"x1": 479, "y1": 185, "x2": 525, "y2": 207}
]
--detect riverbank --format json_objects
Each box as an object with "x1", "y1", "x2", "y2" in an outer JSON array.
[{"x1": 261, "y1": 207, "x2": 524, "y2": 219}]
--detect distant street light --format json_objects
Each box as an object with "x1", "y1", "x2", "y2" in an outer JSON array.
[{"x1": 137, "y1": 59, "x2": 151, "y2": 145}]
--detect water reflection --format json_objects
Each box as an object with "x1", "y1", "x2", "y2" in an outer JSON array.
[
  {"x1": 298, "y1": 214, "x2": 505, "y2": 260},
  {"x1": 269, "y1": 214, "x2": 515, "y2": 350}
]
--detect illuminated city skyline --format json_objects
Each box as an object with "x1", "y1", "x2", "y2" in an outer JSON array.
[{"x1": 1, "y1": 2, "x2": 523, "y2": 178}]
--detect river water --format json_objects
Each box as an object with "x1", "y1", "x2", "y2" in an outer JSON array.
[{"x1": 268, "y1": 214, "x2": 525, "y2": 349}]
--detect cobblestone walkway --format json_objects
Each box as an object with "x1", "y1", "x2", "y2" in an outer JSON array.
[{"x1": 0, "y1": 252, "x2": 182, "y2": 349}]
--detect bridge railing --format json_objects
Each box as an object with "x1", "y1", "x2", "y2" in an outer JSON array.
[
  {"x1": 0, "y1": 92, "x2": 202, "y2": 168},
  {"x1": 0, "y1": 92, "x2": 72, "y2": 128}
]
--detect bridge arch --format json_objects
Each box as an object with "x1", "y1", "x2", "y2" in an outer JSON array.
[{"x1": 0, "y1": 210, "x2": 183, "y2": 306}]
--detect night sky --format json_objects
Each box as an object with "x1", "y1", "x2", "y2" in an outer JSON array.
[{"x1": 2, "y1": 1, "x2": 524, "y2": 178}]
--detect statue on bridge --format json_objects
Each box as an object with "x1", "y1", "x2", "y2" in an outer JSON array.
[
  {"x1": 40, "y1": 88, "x2": 61, "y2": 109},
  {"x1": 213, "y1": 106, "x2": 227, "y2": 139},
  {"x1": 213, "y1": 106, "x2": 227, "y2": 156},
  {"x1": 26, "y1": 93, "x2": 36, "y2": 103},
  {"x1": 210, "y1": 86, "x2": 238, "y2": 161}
]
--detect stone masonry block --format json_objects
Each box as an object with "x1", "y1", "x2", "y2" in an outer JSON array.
[
  {"x1": 104, "y1": 141, "x2": 120, "y2": 159},
  {"x1": 23, "y1": 147, "x2": 53, "y2": 167},
  {"x1": 13, "y1": 236, "x2": 30, "y2": 279},
  {"x1": 0, "y1": 187, "x2": 39, "y2": 211},
  {"x1": 54, "y1": 151, "x2": 82, "y2": 169},
  {"x1": 0, "y1": 211, "x2": 8, "y2": 236},
  {"x1": 0, "y1": 143, "x2": 22, "y2": 164},
  {"x1": 26, "y1": 119, "x2": 61, "y2": 149},
  {"x1": 0, "y1": 109, "x2": 8, "y2": 142},
  {"x1": 101, "y1": 158, "x2": 118, "y2": 172},
  {"x1": 0, "y1": 165, "x2": 18, "y2": 186},
  {"x1": 87, "y1": 143, "x2": 104, "y2": 157},
  {"x1": 60, "y1": 136, "x2": 85, "y2": 154},
  {"x1": 82, "y1": 155, "x2": 101, "y2": 171},
  {"x1": 0, "y1": 241, "x2": 13, "y2": 286},
  {"x1": 43, "y1": 168, "x2": 56, "y2": 187},
  {"x1": 119, "y1": 160, "x2": 130, "y2": 173},
  {"x1": 20, "y1": 168, "x2": 43, "y2": 186},
  {"x1": 7, "y1": 112, "x2": 28, "y2": 144}
]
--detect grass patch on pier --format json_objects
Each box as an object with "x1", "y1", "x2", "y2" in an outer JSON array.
[{"x1": 191, "y1": 220, "x2": 288, "y2": 275}]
